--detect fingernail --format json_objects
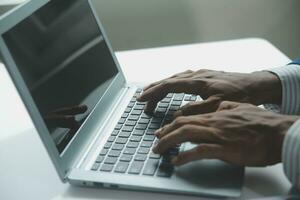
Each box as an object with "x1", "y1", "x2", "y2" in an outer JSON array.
[
  {"x1": 152, "y1": 146, "x2": 158, "y2": 153},
  {"x1": 155, "y1": 128, "x2": 162, "y2": 135}
]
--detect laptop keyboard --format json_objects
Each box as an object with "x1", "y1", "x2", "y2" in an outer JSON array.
[{"x1": 91, "y1": 88, "x2": 197, "y2": 177}]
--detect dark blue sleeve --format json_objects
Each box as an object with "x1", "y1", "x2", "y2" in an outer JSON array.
[{"x1": 289, "y1": 58, "x2": 300, "y2": 65}]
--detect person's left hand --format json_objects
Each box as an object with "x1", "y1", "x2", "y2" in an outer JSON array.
[{"x1": 153, "y1": 101, "x2": 299, "y2": 167}]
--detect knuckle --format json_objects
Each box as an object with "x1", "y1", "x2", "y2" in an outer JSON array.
[
  {"x1": 174, "y1": 116, "x2": 187, "y2": 126},
  {"x1": 196, "y1": 69, "x2": 209, "y2": 73}
]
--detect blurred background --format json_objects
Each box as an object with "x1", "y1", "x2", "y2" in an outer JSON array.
[{"x1": 1, "y1": 0, "x2": 300, "y2": 59}]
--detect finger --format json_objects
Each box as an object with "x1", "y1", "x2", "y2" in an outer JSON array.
[
  {"x1": 155, "y1": 116, "x2": 194, "y2": 138},
  {"x1": 45, "y1": 115, "x2": 79, "y2": 129},
  {"x1": 153, "y1": 125, "x2": 220, "y2": 154},
  {"x1": 172, "y1": 144, "x2": 225, "y2": 166},
  {"x1": 174, "y1": 96, "x2": 222, "y2": 117},
  {"x1": 52, "y1": 105, "x2": 88, "y2": 115},
  {"x1": 217, "y1": 101, "x2": 241, "y2": 111},
  {"x1": 138, "y1": 81, "x2": 187, "y2": 112},
  {"x1": 142, "y1": 70, "x2": 194, "y2": 92},
  {"x1": 138, "y1": 79, "x2": 202, "y2": 113}
]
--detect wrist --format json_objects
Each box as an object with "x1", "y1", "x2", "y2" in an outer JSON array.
[{"x1": 248, "y1": 71, "x2": 282, "y2": 105}]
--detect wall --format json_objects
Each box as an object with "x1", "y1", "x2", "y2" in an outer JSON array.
[{"x1": 92, "y1": 0, "x2": 300, "y2": 59}]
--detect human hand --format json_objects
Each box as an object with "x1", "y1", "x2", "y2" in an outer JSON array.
[
  {"x1": 137, "y1": 69, "x2": 281, "y2": 114},
  {"x1": 44, "y1": 105, "x2": 88, "y2": 129},
  {"x1": 153, "y1": 101, "x2": 298, "y2": 167}
]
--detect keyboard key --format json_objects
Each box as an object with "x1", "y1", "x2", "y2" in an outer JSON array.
[
  {"x1": 140, "y1": 141, "x2": 153, "y2": 148},
  {"x1": 107, "y1": 136, "x2": 116, "y2": 142},
  {"x1": 125, "y1": 120, "x2": 136, "y2": 126},
  {"x1": 130, "y1": 136, "x2": 142, "y2": 142},
  {"x1": 108, "y1": 150, "x2": 121, "y2": 157},
  {"x1": 127, "y1": 142, "x2": 139, "y2": 148},
  {"x1": 184, "y1": 95, "x2": 191, "y2": 101},
  {"x1": 190, "y1": 95, "x2": 197, "y2": 101},
  {"x1": 157, "y1": 163, "x2": 174, "y2": 177},
  {"x1": 132, "y1": 110, "x2": 142, "y2": 115},
  {"x1": 123, "y1": 148, "x2": 136, "y2": 155},
  {"x1": 118, "y1": 118, "x2": 126, "y2": 124},
  {"x1": 173, "y1": 93, "x2": 184, "y2": 101},
  {"x1": 111, "y1": 130, "x2": 119, "y2": 136},
  {"x1": 149, "y1": 152, "x2": 161, "y2": 159},
  {"x1": 91, "y1": 163, "x2": 100, "y2": 171},
  {"x1": 95, "y1": 155, "x2": 105, "y2": 163},
  {"x1": 161, "y1": 97, "x2": 171, "y2": 103},
  {"x1": 128, "y1": 102, "x2": 135, "y2": 108},
  {"x1": 156, "y1": 107, "x2": 167, "y2": 113},
  {"x1": 119, "y1": 131, "x2": 131, "y2": 138},
  {"x1": 143, "y1": 135, "x2": 155, "y2": 141},
  {"x1": 137, "y1": 147, "x2": 150, "y2": 154},
  {"x1": 169, "y1": 105, "x2": 180, "y2": 111},
  {"x1": 146, "y1": 129, "x2": 155, "y2": 135},
  {"x1": 134, "y1": 105, "x2": 145, "y2": 110},
  {"x1": 131, "y1": 96, "x2": 137, "y2": 102},
  {"x1": 135, "y1": 124, "x2": 148, "y2": 130},
  {"x1": 158, "y1": 102, "x2": 169, "y2": 108},
  {"x1": 149, "y1": 123, "x2": 161, "y2": 129},
  {"x1": 120, "y1": 154, "x2": 133, "y2": 162},
  {"x1": 134, "y1": 154, "x2": 147, "y2": 161},
  {"x1": 104, "y1": 157, "x2": 117, "y2": 164},
  {"x1": 104, "y1": 142, "x2": 112, "y2": 149},
  {"x1": 100, "y1": 148, "x2": 108, "y2": 156},
  {"x1": 136, "y1": 102, "x2": 146, "y2": 106},
  {"x1": 114, "y1": 162, "x2": 129, "y2": 173},
  {"x1": 115, "y1": 137, "x2": 128, "y2": 144},
  {"x1": 128, "y1": 115, "x2": 139, "y2": 121},
  {"x1": 122, "y1": 126, "x2": 134, "y2": 132},
  {"x1": 166, "y1": 93, "x2": 173, "y2": 98},
  {"x1": 112, "y1": 144, "x2": 124, "y2": 150},
  {"x1": 138, "y1": 118, "x2": 150, "y2": 124},
  {"x1": 171, "y1": 101, "x2": 182, "y2": 106},
  {"x1": 125, "y1": 107, "x2": 132, "y2": 113},
  {"x1": 121, "y1": 113, "x2": 129, "y2": 118},
  {"x1": 141, "y1": 113, "x2": 151, "y2": 119},
  {"x1": 128, "y1": 161, "x2": 144, "y2": 174},
  {"x1": 100, "y1": 164, "x2": 114, "y2": 172},
  {"x1": 151, "y1": 118, "x2": 163, "y2": 123},
  {"x1": 132, "y1": 130, "x2": 144, "y2": 136},
  {"x1": 143, "y1": 159, "x2": 159, "y2": 176},
  {"x1": 115, "y1": 124, "x2": 123, "y2": 130},
  {"x1": 154, "y1": 112, "x2": 165, "y2": 118}
]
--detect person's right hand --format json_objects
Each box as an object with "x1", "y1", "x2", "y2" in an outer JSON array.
[{"x1": 137, "y1": 69, "x2": 282, "y2": 116}]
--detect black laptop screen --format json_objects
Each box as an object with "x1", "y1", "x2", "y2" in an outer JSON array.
[{"x1": 3, "y1": 0, "x2": 119, "y2": 153}]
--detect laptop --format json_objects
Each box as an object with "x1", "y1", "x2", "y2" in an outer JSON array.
[{"x1": 0, "y1": 0, "x2": 244, "y2": 198}]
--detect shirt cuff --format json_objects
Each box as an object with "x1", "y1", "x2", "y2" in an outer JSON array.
[
  {"x1": 283, "y1": 119, "x2": 300, "y2": 189},
  {"x1": 267, "y1": 64, "x2": 300, "y2": 115}
]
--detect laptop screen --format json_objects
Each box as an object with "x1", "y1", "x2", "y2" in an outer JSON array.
[{"x1": 2, "y1": 0, "x2": 119, "y2": 153}]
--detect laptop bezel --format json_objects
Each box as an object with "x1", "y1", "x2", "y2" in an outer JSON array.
[{"x1": 0, "y1": 0, "x2": 128, "y2": 181}]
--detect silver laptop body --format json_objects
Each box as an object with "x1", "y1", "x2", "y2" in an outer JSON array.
[{"x1": 0, "y1": 0, "x2": 244, "y2": 198}]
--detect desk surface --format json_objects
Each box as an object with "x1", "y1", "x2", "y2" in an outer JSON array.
[{"x1": 0, "y1": 38, "x2": 292, "y2": 200}]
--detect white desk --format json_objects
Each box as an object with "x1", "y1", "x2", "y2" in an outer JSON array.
[{"x1": 0, "y1": 38, "x2": 292, "y2": 200}]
